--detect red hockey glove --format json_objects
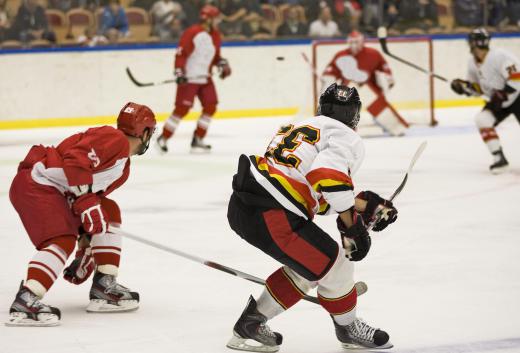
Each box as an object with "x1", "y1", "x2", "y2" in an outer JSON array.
[
  {"x1": 217, "y1": 58, "x2": 231, "y2": 79},
  {"x1": 337, "y1": 212, "x2": 371, "y2": 262},
  {"x1": 490, "y1": 90, "x2": 508, "y2": 111},
  {"x1": 73, "y1": 193, "x2": 108, "y2": 235},
  {"x1": 356, "y1": 191, "x2": 398, "y2": 232},
  {"x1": 174, "y1": 68, "x2": 187, "y2": 84},
  {"x1": 63, "y1": 246, "x2": 95, "y2": 285}
]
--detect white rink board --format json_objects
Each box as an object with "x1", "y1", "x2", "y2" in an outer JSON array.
[
  {"x1": 1, "y1": 36, "x2": 520, "y2": 121},
  {"x1": 0, "y1": 108, "x2": 519, "y2": 353}
]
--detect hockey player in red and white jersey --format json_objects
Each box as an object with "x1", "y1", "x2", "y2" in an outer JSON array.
[
  {"x1": 157, "y1": 4, "x2": 231, "y2": 153},
  {"x1": 322, "y1": 30, "x2": 409, "y2": 136},
  {"x1": 451, "y1": 28, "x2": 520, "y2": 174},
  {"x1": 226, "y1": 84, "x2": 397, "y2": 351},
  {"x1": 6, "y1": 102, "x2": 156, "y2": 326}
]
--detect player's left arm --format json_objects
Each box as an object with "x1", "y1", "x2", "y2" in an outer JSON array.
[
  {"x1": 491, "y1": 52, "x2": 520, "y2": 108},
  {"x1": 212, "y1": 32, "x2": 231, "y2": 79}
]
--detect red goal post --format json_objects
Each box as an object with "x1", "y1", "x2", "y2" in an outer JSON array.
[{"x1": 311, "y1": 37, "x2": 437, "y2": 127}]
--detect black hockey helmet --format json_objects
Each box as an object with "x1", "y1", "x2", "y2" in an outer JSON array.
[
  {"x1": 468, "y1": 27, "x2": 490, "y2": 50},
  {"x1": 317, "y1": 83, "x2": 361, "y2": 129}
]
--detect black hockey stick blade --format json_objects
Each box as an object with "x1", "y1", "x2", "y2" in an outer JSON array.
[
  {"x1": 377, "y1": 27, "x2": 448, "y2": 83},
  {"x1": 114, "y1": 228, "x2": 367, "y2": 305},
  {"x1": 126, "y1": 67, "x2": 153, "y2": 87}
]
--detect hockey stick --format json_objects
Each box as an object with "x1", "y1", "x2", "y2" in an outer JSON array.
[
  {"x1": 113, "y1": 228, "x2": 368, "y2": 305},
  {"x1": 301, "y1": 52, "x2": 327, "y2": 87},
  {"x1": 377, "y1": 27, "x2": 449, "y2": 83},
  {"x1": 125, "y1": 67, "x2": 211, "y2": 88}
]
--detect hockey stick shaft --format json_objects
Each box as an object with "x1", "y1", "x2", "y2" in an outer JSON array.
[
  {"x1": 301, "y1": 52, "x2": 326, "y2": 86},
  {"x1": 113, "y1": 228, "x2": 368, "y2": 304},
  {"x1": 125, "y1": 67, "x2": 208, "y2": 87}
]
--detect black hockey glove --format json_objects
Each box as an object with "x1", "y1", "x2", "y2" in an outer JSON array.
[
  {"x1": 450, "y1": 79, "x2": 480, "y2": 96},
  {"x1": 356, "y1": 191, "x2": 398, "y2": 232},
  {"x1": 174, "y1": 68, "x2": 187, "y2": 85},
  {"x1": 490, "y1": 90, "x2": 508, "y2": 111},
  {"x1": 337, "y1": 213, "x2": 371, "y2": 262}
]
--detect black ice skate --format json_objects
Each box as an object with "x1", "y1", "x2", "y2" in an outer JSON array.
[
  {"x1": 490, "y1": 149, "x2": 509, "y2": 174},
  {"x1": 226, "y1": 296, "x2": 283, "y2": 352},
  {"x1": 333, "y1": 317, "x2": 393, "y2": 350},
  {"x1": 191, "y1": 135, "x2": 211, "y2": 153},
  {"x1": 86, "y1": 272, "x2": 139, "y2": 313},
  {"x1": 156, "y1": 135, "x2": 168, "y2": 153},
  {"x1": 6, "y1": 282, "x2": 61, "y2": 327}
]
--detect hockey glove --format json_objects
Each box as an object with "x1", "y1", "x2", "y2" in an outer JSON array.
[
  {"x1": 450, "y1": 79, "x2": 480, "y2": 96},
  {"x1": 63, "y1": 245, "x2": 95, "y2": 285},
  {"x1": 174, "y1": 68, "x2": 188, "y2": 84},
  {"x1": 72, "y1": 193, "x2": 108, "y2": 236},
  {"x1": 490, "y1": 89, "x2": 508, "y2": 111},
  {"x1": 217, "y1": 58, "x2": 232, "y2": 79},
  {"x1": 356, "y1": 191, "x2": 398, "y2": 232},
  {"x1": 337, "y1": 213, "x2": 371, "y2": 262}
]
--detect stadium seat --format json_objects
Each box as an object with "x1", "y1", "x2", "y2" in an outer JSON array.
[
  {"x1": 1, "y1": 40, "x2": 23, "y2": 49},
  {"x1": 46, "y1": 9, "x2": 68, "y2": 42},
  {"x1": 436, "y1": 0, "x2": 454, "y2": 30},
  {"x1": 29, "y1": 39, "x2": 52, "y2": 48},
  {"x1": 125, "y1": 7, "x2": 151, "y2": 41},
  {"x1": 67, "y1": 8, "x2": 94, "y2": 39}
]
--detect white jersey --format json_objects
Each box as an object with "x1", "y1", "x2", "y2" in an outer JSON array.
[
  {"x1": 249, "y1": 115, "x2": 365, "y2": 219},
  {"x1": 467, "y1": 48, "x2": 520, "y2": 107}
]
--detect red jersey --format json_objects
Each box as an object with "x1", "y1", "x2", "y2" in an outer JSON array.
[
  {"x1": 25, "y1": 126, "x2": 130, "y2": 198},
  {"x1": 323, "y1": 46, "x2": 392, "y2": 87},
  {"x1": 175, "y1": 24, "x2": 222, "y2": 84}
]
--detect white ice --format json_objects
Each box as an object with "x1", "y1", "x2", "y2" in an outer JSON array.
[{"x1": 0, "y1": 107, "x2": 519, "y2": 353}]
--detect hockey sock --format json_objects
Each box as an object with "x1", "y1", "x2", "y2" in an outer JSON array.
[
  {"x1": 162, "y1": 114, "x2": 182, "y2": 139},
  {"x1": 475, "y1": 110, "x2": 501, "y2": 154},
  {"x1": 91, "y1": 230, "x2": 122, "y2": 276},
  {"x1": 26, "y1": 235, "x2": 76, "y2": 297},
  {"x1": 319, "y1": 286, "x2": 357, "y2": 326},
  {"x1": 194, "y1": 114, "x2": 212, "y2": 139}
]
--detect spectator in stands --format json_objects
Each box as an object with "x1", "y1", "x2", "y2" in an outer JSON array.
[
  {"x1": 181, "y1": 0, "x2": 204, "y2": 27},
  {"x1": 10, "y1": 0, "x2": 56, "y2": 43},
  {"x1": 396, "y1": 0, "x2": 438, "y2": 30},
  {"x1": 508, "y1": 0, "x2": 520, "y2": 26},
  {"x1": 132, "y1": 0, "x2": 155, "y2": 11},
  {"x1": 308, "y1": 5, "x2": 340, "y2": 37},
  {"x1": 77, "y1": 25, "x2": 108, "y2": 46},
  {"x1": 0, "y1": 0, "x2": 10, "y2": 42},
  {"x1": 276, "y1": 4, "x2": 307, "y2": 37},
  {"x1": 99, "y1": 0, "x2": 129, "y2": 40},
  {"x1": 453, "y1": 0, "x2": 483, "y2": 26},
  {"x1": 150, "y1": 0, "x2": 184, "y2": 41},
  {"x1": 242, "y1": 16, "x2": 272, "y2": 38},
  {"x1": 48, "y1": 0, "x2": 77, "y2": 13}
]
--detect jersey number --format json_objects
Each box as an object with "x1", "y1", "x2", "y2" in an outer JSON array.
[{"x1": 267, "y1": 124, "x2": 320, "y2": 168}]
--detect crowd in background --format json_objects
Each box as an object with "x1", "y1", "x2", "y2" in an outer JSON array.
[{"x1": 0, "y1": 0, "x2": 519, "y2": 48}]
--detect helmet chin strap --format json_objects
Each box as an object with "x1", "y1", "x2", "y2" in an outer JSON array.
[{"x1": 136, "y1": 128, "x2": 153, "y2": 155}]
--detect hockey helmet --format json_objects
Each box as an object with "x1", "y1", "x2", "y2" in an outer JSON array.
[
  {"x1": 117, "y1": 102, "x2": 156, "y2": 155},
  {"x1": 468, "y1": 27, "x2": 490, "y2": 50},
  {"x1": 347, "y1": 30, "x2": 365, "y2": 55},
  {"x1": 200, "y1": 5, "x2": 220, "y2": 21},
  {"x1": 318, "y1": 83, "x2": 362, "y2": 129}
]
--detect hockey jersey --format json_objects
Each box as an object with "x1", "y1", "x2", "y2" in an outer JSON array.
[
  {"x1": 25, "y1": 126, "x2": 131, "y2": 198},
  {"x1": 323, "y1": 46, "x2": 392, "y2": 88},
  {"x1": 249, "y1": 115, "x2": 365, "y2": 220},
  {"x1": 467, "y1": 48, "x2": 520, "y2": 107},
  {"x1": 175, "y1": 24, "x2": 222, "y2": 84}
]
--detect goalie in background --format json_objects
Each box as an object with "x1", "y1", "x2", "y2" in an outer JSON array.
[
  {"x1": 450, "y1": 28, "x2": 520, "y2": 174},
  {"x1": 321, "y1": 30, "x2": 409, "y2": 136}
]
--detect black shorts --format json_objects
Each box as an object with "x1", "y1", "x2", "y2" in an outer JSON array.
[
  {"x1": 227, "y1": 155, "x2": 339, "y2": 282},
  {"x1": 484, "y1": 95, "x2": 520, "y2": 126}
]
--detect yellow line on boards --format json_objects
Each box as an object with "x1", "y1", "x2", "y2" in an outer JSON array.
[{"x1": 0, "y1": 100, "x2": 483, "y2": 130}]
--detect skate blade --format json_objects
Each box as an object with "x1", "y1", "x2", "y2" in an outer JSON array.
[
  {"x1": 5, "y1": 312, "x2": 60, "y2": 327},
  {"x1": 86, "y1": 299, "x2": 139, "y2": 313},
  {"x1": 490, "y1": 165, "x2": 509, "y2": 174},
  {"x1": 226, "y1": 332, "x2": 280, "y2": 352},
  {"x1": 341, "y1": 341, "x2": 393, "y2": 350},
  {"x1": 190, "y1": 146, "x2": 211, "y2": 154}
]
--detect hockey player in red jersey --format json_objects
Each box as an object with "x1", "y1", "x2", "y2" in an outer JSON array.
[
  {"x1": 157, "y1": 4, "x2": 231, "y2": 153},
  {"x1": 6, "y1": 102, "x2": 156, "y2": 326},
  {"x1": 226, "y1": 84, "x2": 397, "y2": 351},
  {"x1": 322, "y1": 30, "x2": 409, "y2": 136}
]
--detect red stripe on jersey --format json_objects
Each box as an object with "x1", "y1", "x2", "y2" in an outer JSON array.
[
  {"x1": 263, "y1": 209, "x2": 330, "y2": 276},
  {"x1": 41, "y1": 248, "x2": 66, "y2": 265},
  {"x1": 92, "y1": 246, "x2": 121, "y2": 252},
  {"x1": 319, "y1": 286, "x2": 357, "y2": 315},
  {"x1": 306, "y1": 168, "x2": 353, "y2": 187},
  {"x1": 510, "y1": 72, "x2": 520, "y2": 81},
  {"x1": 265, "y1": 268, "x2": 304, "y2": 310}
]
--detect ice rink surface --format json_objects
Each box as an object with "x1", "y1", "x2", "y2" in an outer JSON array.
[{"x1": 0, "y1": 107, "x2": 519, "y2": 353}]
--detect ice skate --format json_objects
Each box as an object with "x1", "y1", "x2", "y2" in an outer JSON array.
[
  {"x1": 86, "y1": 272, "x2": 139, "y2": 313},
  {"x1": 5, "y1": 282, "x2": 61, "y2": 327},
  {"x1": 156, "y1": 135, "x2": 168, "y2": 154},
  {"x1": 333, "y1": 317, "x2": 392, "y2": 350},
  {"x1": 490, "y1": 149, "x2": 509, "y2": 174},
  {"x1": 191, "y1": 135, "x2": 211, "y2": 154},
  {"x1": 226, "y1": 296, "x2": 282, "y2": 352}
]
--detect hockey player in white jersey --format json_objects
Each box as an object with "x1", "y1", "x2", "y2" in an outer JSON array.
[
  {"x1": 451, "y1": 28, "x2": 520, "y2": 174},
  {"x1": 226, "y1": 83, "x2": 398, "y2": 351}
]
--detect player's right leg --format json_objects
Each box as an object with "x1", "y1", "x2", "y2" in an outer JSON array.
[
  {"x1": 475, "y1": 107, "x2": 509, "y2": 174},
  {"x1": 157, "y1": 83, "x2": 198, "y2": 153}
]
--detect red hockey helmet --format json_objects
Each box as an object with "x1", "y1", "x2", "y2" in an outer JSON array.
[
  {"x1": 200, "y1": 5, "x2": 220, "y2": 21},
  {"x1": 117, "y1": 102, "x2": 156, "y2": 154},
  {"x1": 347, "y1": 30, "x2": 365, "y2": 55}
]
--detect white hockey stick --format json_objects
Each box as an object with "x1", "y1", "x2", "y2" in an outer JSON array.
[{"x1": 113, "y1": 228, "x2": 368, "y2": 304}]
